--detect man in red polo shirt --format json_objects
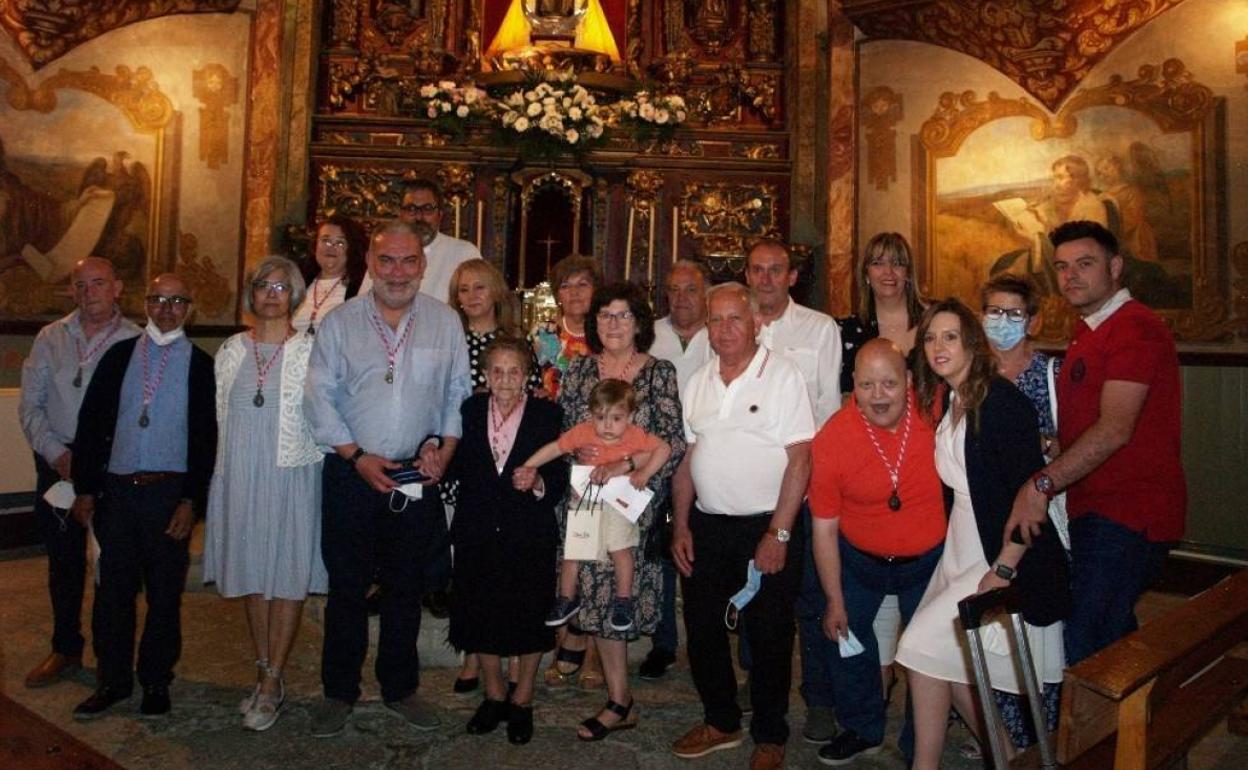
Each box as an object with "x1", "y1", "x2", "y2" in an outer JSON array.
[
  {"x1": 1005, "y1": 220, "x2": 1185, "y2": 665},
  {"x1": 809, "y1": 339, "x2": 947, "y2": 765}
]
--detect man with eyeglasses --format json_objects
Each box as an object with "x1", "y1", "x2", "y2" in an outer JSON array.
[
  {"x1": 395, "y1": 179, "x2": 482, "y2": 303},
  {"x1": 68, "y1": 273, "x2": 217, "y2": 719},
  {"x1": 19, "y1": 257, "x2": 140, "y2": 691},
  {"x1": 1004, "y1": 220, "x2": 1185, "y2": 667},
  {"x1": 303, "y1": 220, "x2": 471, "y2": 737},
  {"x1": 744, "y1": 237, "x2": 843, "y2": 746}
]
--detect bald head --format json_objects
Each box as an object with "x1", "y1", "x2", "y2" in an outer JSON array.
[
  {"x1": 71, "y1": 256, "x2": 123, "y2": 325},
  {"x1": 853, "y1": 338, "x2": 911, "y2": 431}
]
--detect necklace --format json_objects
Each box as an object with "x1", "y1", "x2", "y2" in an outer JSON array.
[
  {"x1": 249, "y1": 328, "x2": 293, "y2": 407},
  {"x1": 367, "y1": 306, "x2": 417, "y2": 384},
  {"x1": 859, "y1": 392, "x2": 913, "y2": 511},
  {"x1": 307, "y1": 276, "x2": 344, "y2": 335},
  {"x1": 488, "y1": 395, "x2": 524, "y2": 465},
  {"x1": 72, "y1": 313, "x2": 123, "y2": 387},
  {"x1": 561, "y1": 315, "x2": 584, "y2": 338},
  {"x1": 138, "y1": 336, "x2": 175, "y2": 428},
  {"x1": 596, "y1": 350, "x2": 639, "y2": 381}
]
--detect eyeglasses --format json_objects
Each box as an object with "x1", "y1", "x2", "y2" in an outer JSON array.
[
  {"x1": 596, "y1": 310, "x2": 635, "y2": 323},
  {"x1": 252, "y1": 280, "x2": 292, "y2": 295},
  {"x1": 145, "y1": 295, "x2": 191, "y2": 308},
  {"x1": 318, "y1": 236, "x2": 348, "y2": 249},
  {"x1": 400, "y1": 203, "x2": 439, "y2": 215},
  {"x1": 867, "y1": 258, "x2": 909, "y2": 269},
  {"x1": 983, "y1": 305, "x2": 1028, "y2": 322}
]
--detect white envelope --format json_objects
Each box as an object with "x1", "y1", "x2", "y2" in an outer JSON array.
[
  {"x1": 43, "y1": 480, "x2": 76, "y2": 510},
  {"x1": 569, "y1": 465, "x2": 653, "y2": 523}
]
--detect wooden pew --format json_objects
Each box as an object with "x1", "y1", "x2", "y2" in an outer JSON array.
[{"x1": 1015, "y1": 569, "x2": 1248, "y2": 769}]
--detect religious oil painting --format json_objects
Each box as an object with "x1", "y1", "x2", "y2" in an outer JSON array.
[
  {"x1": 913, "y1": 61, "x2": 1227, "y2": 343},
  {"x1": 0, "y1": 87, "x2": 174, "y2": 324}
]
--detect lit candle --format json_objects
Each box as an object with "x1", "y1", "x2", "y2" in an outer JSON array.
[
  {"x1": 624, "y1": 206, "x2": 635, "y2": 281},
  {"x1": 476, "y1": 200, "x2": 484, "y2": 250},
  {"x1": 671, "y1": 205, "x2": 679, "y2": 261},
  {"x1": 647, "y1": 207, "x2": 655, "y2": 285}
]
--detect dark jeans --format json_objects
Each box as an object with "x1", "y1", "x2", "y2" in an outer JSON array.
[
  {"x1": 653, "y1": 545, "x2": 679, "y2": 654},
  {"x1": 321, "y1": 454, "x2": 438, "y2": 703},
  {"x1": 1065, "y1": 514, "x2": 1171, "y2": 666},
  {"x1": 830, "y1": 536, "x2": 942, "y2": 746},
  {"x1": 92, "y1": 475, "x2": 190, "y2": 691},
  {"x1": 682, "y1": 509, "x2": 803, "y2": 745},
  {"x1": 33, "y1": 453, "x2": 88, "y2": 658},
  {"x1": 423, "y1": 495, "x2": 451, "y2": 596},
  {"x1": 795, "y1": 504, "x2": 838, "y2": 709}
]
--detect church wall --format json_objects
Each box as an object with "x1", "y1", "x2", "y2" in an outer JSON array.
[
  {"x1": 0, "y1": 11, "x2": 255, "y2": 330},
  {"x1": 855, "y1": 0, "x2": 1248, "y2": 558}
]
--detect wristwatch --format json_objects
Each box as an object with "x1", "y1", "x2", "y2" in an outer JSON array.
[
  {"x1": 994, "y1": 562, "x2": 1018, "y2": 581},
  {"x1": 1032, "y1": 472, "x2": 1057, "y2": 500},
  {"x1": 767, "y1": 527, "x2": 791, "y2": 543},
  {"x1": 347, "y1": 447, "x2": 367, "y2": 466}
]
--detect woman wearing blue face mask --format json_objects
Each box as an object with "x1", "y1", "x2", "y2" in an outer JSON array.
[{"x1": 980, "y1": 274, "x2": 1061, "y2": 459}]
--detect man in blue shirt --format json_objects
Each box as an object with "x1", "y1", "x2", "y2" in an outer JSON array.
[
  {"x1": 69, "y1": 272, "x2": 217, "y2": 719},
  {"x1": 19, "y1": 257, "x2": 140, "y2": 689},
  {"x1": 304, "y1": 220, "x2": 471, "y2": 736}
]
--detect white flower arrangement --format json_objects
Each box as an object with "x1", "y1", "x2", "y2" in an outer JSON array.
[
  {"x1": 496, "y1": 80, "x2": 605, "y2": 146},
  {"x1": 417, "y1": 81, "x2": 492, "y2": 122},
  {"x1": 617, "y1": 91, "x2": 688, "y2": 127}
]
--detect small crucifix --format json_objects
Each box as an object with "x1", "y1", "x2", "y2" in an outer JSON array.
[{"x1": 539, "y1": 233, "x2": 560, "y2": 276}]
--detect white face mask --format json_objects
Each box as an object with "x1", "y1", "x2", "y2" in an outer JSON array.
[{"x1": 145, "y1": 318, "x2": 186, "y2": 346}]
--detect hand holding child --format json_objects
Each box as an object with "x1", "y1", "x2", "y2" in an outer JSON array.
[{"x1": 512, "y1": 466, "x2": 537, "y2": 492}]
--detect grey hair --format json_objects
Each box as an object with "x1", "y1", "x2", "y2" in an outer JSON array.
[
  {"x1": 705, "y1": 281, "x2": 759, "y2": 316},
  {"x1": 371, "y1": 219, "x2": 435, "y2": 249},
  {"x1": 667, "y1": 258, "x2": 709, "y2": 284},
  {"x1": 245, "y1": 255, "x2": 307, "y2": 315}
]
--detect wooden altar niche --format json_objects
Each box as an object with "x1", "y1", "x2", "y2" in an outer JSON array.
[{"x1": 310, "y1": 0, "x2": 795, "y2": 301}]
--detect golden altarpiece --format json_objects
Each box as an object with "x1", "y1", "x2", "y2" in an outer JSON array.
[{"x1": 308, "y1": 0, "x2": 799, "y2": 306}]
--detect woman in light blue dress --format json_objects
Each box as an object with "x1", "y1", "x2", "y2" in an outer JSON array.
[{"x1": 204, "y1": 255, "x2": 326, "y2": 731}]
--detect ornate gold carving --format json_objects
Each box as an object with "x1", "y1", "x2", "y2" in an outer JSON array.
[
  {"x1": 436, "y1": 163, "x2": 475, "y2": 204},
  {"x1": 1238, "y1": 35, "x2": 1248, "y2": 86},
  {"x1": 242, "y1": 0, "x2": 283, "y2": 278},
  {"x1": 591, "y1": 177, "x2": 609, "y2": 261},
  {"x1": 1, "y1": 62, "x2": 174, "y2": 131},
  {"x1": 842, "y1": 0, "x2": 1190, "y2": 110},
  {"x1": 688, "y1": 0, "x2": 735, "y2": 55},
  {"x1": 491, "y1": 175, "x2": 510, "y2": 272},
  {"x1": 513, "y1": 168, "x2": 593, "y2": 286},
  {"x1": 738, "y1": 69, "x2": 778, "y2": 123},
  {"x1": 326, "y1": 59, "x2": 365, "y2": 110},
  {"x1": 679, "y1": 181, "x2": 778, "y2": 258},
  {"x1": 862, "y1": 86, "x2": 901, "y2": 191},
  {"x1": 626, "y1": 169, "x2": 665, "y2": 209},
  {"x1": 746, "y1": 0, "x2": 775, "y2": 62},
  {"x1": 0, "y1": 0, "x2": 242, "y2": 69},
  {"x1": 177, "y1": 231, "x2": 233, "y2": 318},
  {"x1": 732, "y1": 142, "x2": 780, "y2": 160},
  {"x1": 192, "y1": 63, "x2": 238, "y2": 170},
  {"x1": 318, "y1": 165, "x2": 405, "y2": 220},
  {"x1": 330, "y1": 0, "x2": 360, "y2": 47},
  {"x1": 914, "y1": 61, "x2": 1227, "y2": 342}
]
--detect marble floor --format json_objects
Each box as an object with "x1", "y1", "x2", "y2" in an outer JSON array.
[{"x1": 1, "y1": 546, "x2": 1243, "y2": 770}]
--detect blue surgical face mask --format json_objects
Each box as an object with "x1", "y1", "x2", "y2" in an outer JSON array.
[
  {"x1": 983, "y1": 315, "x2": 1027, "y2": 351},
  {"x1": 724, "y1": 560, "x2": 763, "y2": 630}
]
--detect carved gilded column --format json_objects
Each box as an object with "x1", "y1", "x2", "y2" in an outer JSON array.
[
  {"x1": 825, "y1": 0, "x2": 856, "y2": 317},
  {"x1": 242, "y1": 0, "x2": 286, "y2": 284},
  {"x1": 625, "y1": 170, "x2": 666, "y2": 289}
]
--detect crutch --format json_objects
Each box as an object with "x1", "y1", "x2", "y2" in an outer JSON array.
[{"x1": 957, "y1": 587, "x2": 1057, "y2": 769}]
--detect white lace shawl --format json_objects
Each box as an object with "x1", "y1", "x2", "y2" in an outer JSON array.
[{"x1": 213, "y1": 332, "x2": 323, "y2": 468}]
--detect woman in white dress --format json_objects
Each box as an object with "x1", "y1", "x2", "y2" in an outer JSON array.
[
  {"x1": 895, "y1": 299, "x2": 1069, "y2": 768},
  {"x1": 293, "y1": 214, "x2": 368, "y2": 334},
  {"x1": 204, "y1": 256, "x2": 327, "y2": 731}
]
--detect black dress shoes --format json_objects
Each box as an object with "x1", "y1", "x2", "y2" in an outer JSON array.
[
  {"x1": 73, "y1": 686, "x2": 132, "y2": 720},
  {"x1": 466, "y1": 698, "x2": 508, "y2": 734},
  {"x1": 638, "y1": 648, "x2": 677, "y2": 680},
  {"x1": 140, "y1": 686, "x2": 171, "y2": 716},
  {"x1": 507, "y1": 703, "x2": 534, "y2": 745}
]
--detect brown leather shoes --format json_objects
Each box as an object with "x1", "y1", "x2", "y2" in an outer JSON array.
[
  {"x1": 671, "y1": 722, "x2": 745, "y2": 759},
  {"x1": 24, "y1": 653, "x2": 82, "y2": 688},
  {"x1": 750, "y1": 743, "x2": 786, "y2": 770}
]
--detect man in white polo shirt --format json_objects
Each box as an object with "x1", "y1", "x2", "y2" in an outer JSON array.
[
  {"x1": 643, "y1": 259, "x2": 713, "y2": 679},
  {"x1": 745, "y1": 237, "x2": 844, "y2": 743},
  {"x1": 669, "y1": 283, "x2": 814, "y2": 770}
]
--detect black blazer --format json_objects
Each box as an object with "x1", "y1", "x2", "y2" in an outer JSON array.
[
  {"x1": 448, "y1": 394, "x2": 569, "y2": 550},
  {"x1": 71, "y1": 336, "x2": 218, "y2": 516},
  {"x1": 943, "y1": 376, "x2": 1070, "y2": 626}
]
